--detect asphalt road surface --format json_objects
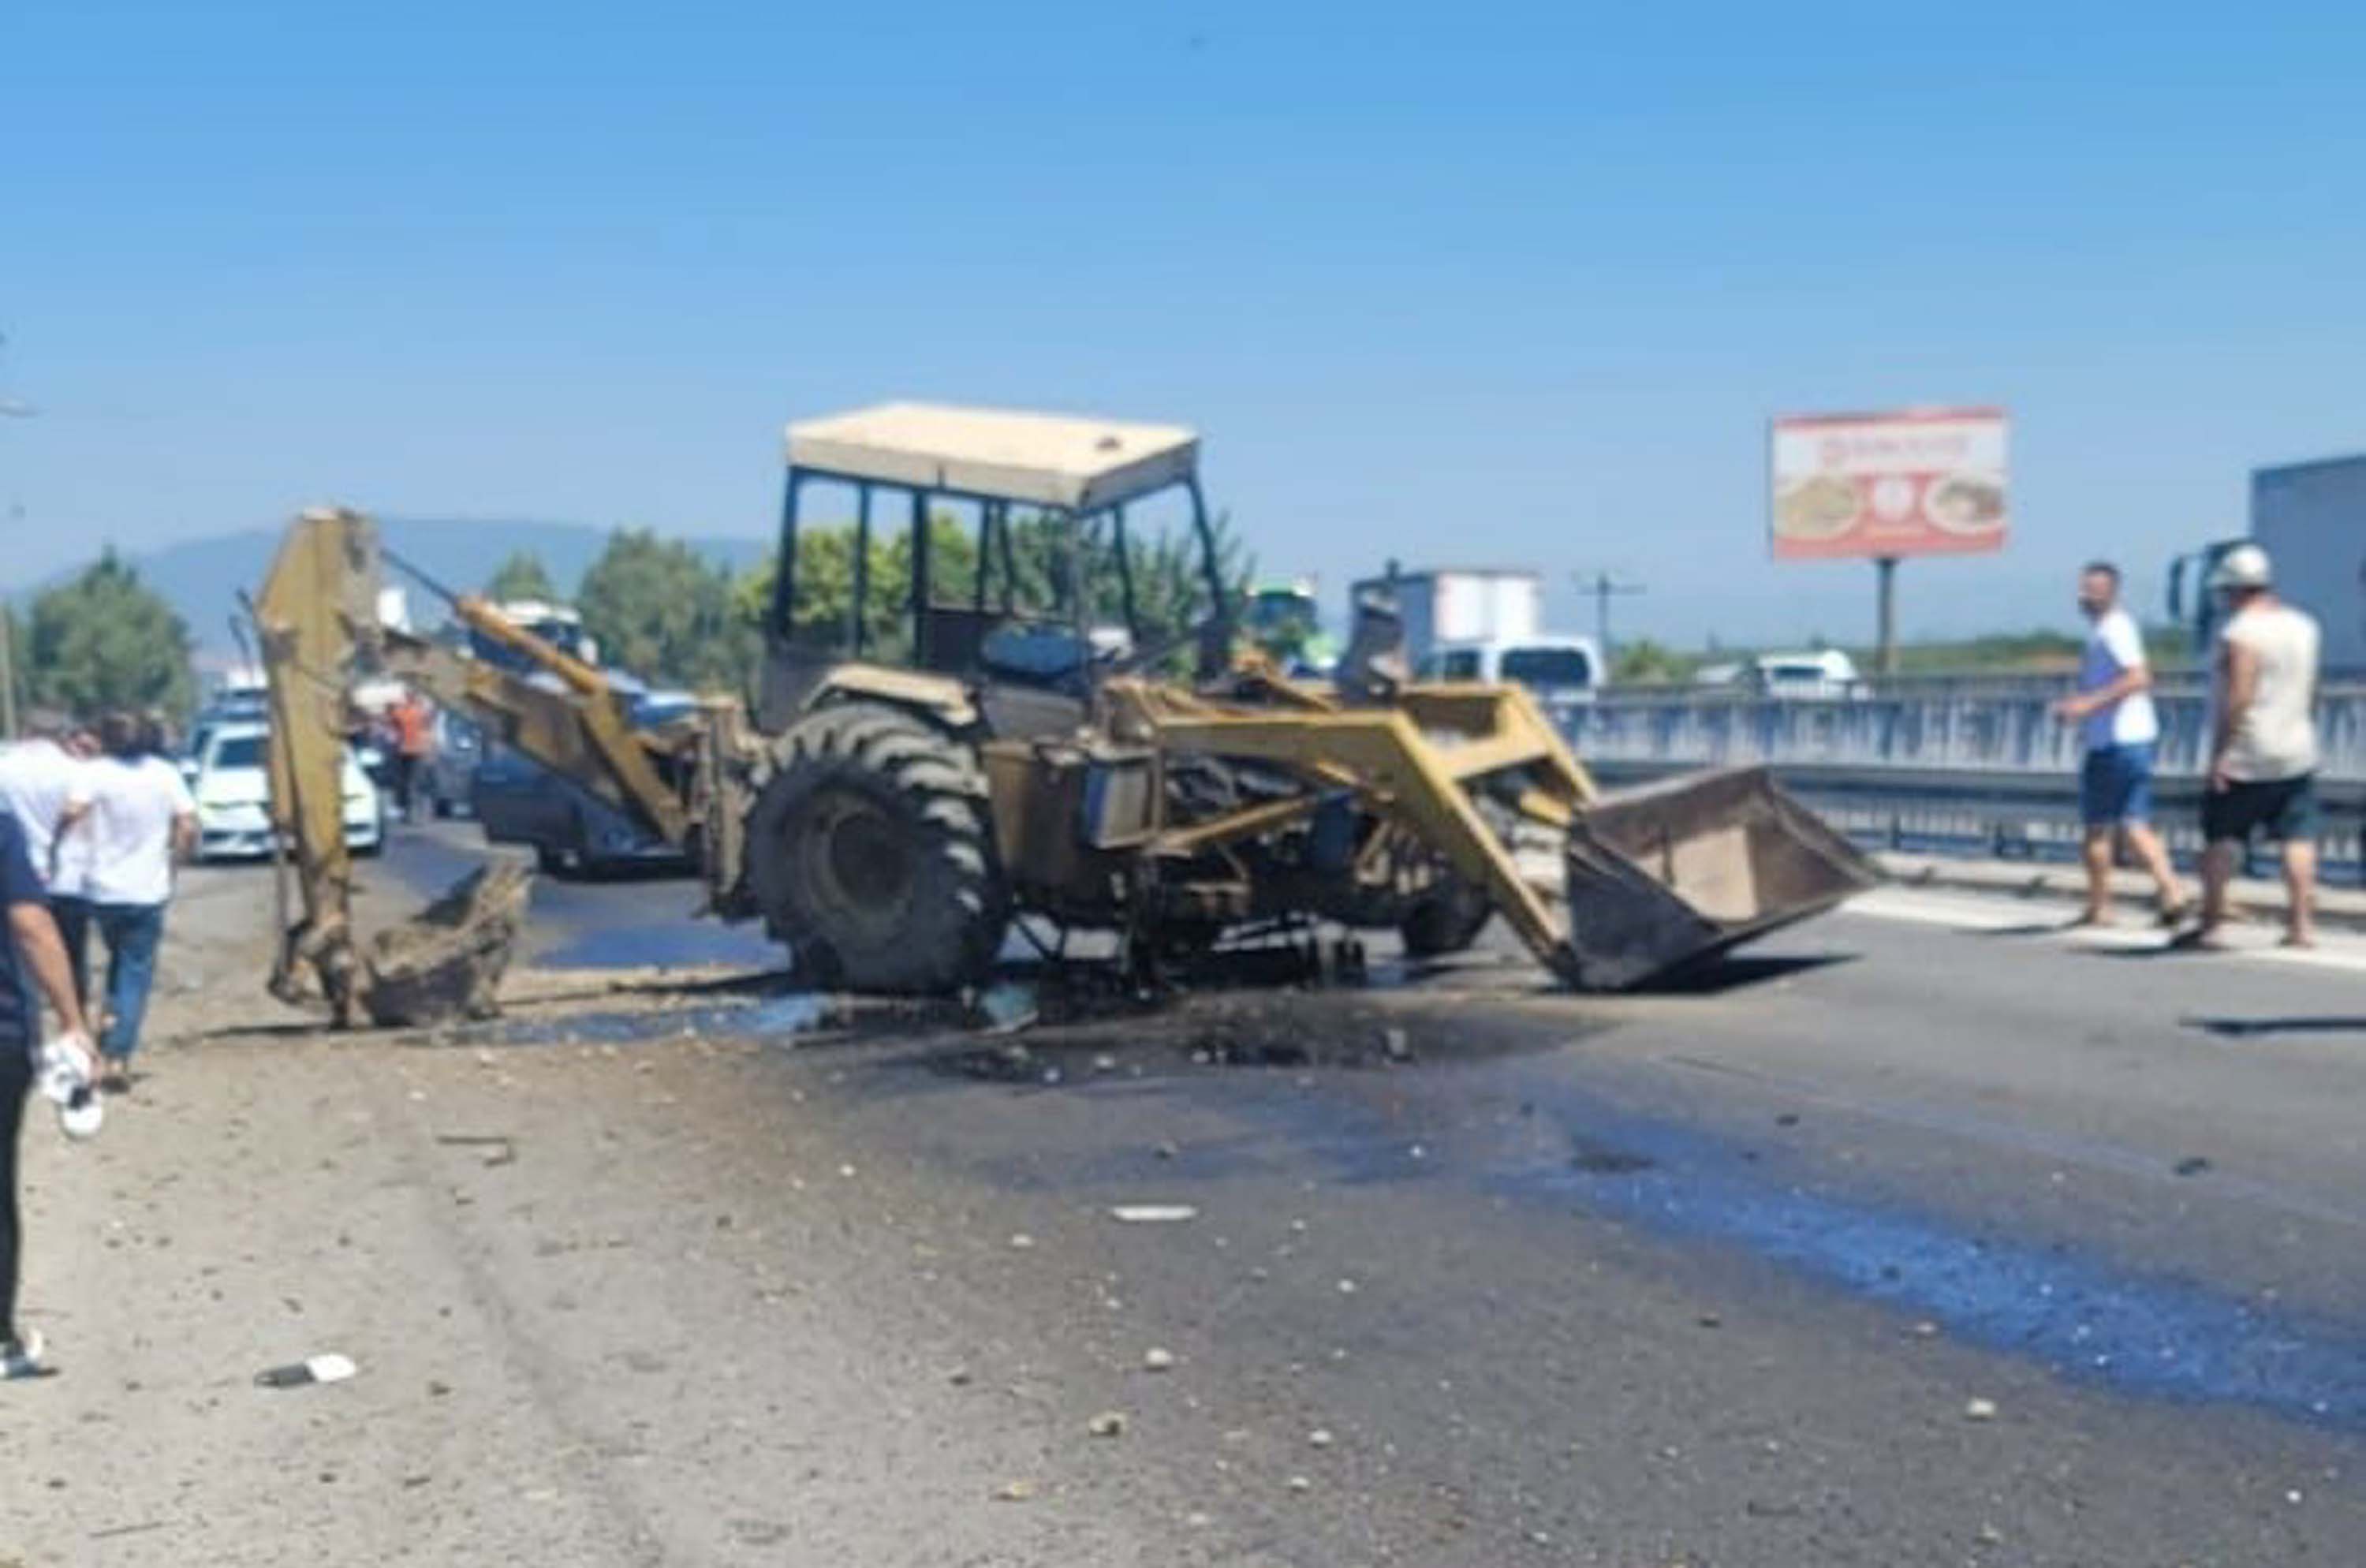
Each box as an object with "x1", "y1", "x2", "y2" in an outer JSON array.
[
  {"x1": 405, "y1": 822, "x2": 2366, "y2": 1563},
  {"x1": 13, "y1": 820, "x2": 2365, "y2": 1566}
]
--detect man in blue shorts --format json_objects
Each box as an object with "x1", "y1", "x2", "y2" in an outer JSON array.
[{"x1": 2051, "y1": 562, "x2": 2186, "y2": 926}]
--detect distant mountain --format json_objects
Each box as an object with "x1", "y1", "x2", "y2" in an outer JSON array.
[{"x1": 17, "y1": 518, "x2": 771, "y2": 658}]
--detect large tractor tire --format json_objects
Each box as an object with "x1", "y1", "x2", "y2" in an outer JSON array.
[{"x1": 746, "y1": 703, "x2": 1009, "y2": 994}]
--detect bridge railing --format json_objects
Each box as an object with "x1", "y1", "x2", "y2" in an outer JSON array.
[{"x1": 1566, "y1": 685, "x2": 2366, "y2": 782}]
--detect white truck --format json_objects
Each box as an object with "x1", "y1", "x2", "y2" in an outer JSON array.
[
  {"x1": 2171, "y1": 454, "x2": 2366, "y2": 670},
  {"x1": 1349, "y1": 566, "x2": 1542, "y2": 670}
]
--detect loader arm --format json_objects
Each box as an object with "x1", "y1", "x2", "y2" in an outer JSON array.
[
  {"x1": 1137, "y1": 706, "x2": 1584, "y2": 982},
  {"x1": 1108, "y1": 671, "x2": 1876, "y2": 990}
]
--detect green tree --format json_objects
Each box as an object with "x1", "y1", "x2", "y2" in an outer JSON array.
[
  {"x1": 737, "y1": 507, "x2": 1248, "y2": 674},
  {"x1": 485, "y1": 549, "x2": 558, "y2": 602},
  {"x1": 23, "y1": 550, "x2": 195, "y2": 718},
  {"x1": 1610, "y1": 637, "x2": 1696, "y2": 686},
  {"x1": 576, "y1": 529, "x2": 761, "y2": 696}
]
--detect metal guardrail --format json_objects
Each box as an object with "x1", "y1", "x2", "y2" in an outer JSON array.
[
  {"x1": 1567, "y1": 685, "x2": 2366, "y2": 879},
  {"x1": 1569, "y1": 687, "x2": 2366, "y2": 781}
]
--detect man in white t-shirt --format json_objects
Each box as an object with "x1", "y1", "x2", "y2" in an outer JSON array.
[
  {"x1": 2183, "y1": 544, "x2": 2323, "y2": 950},
  {"x1": 2050, "y1": 562, "x2": 2185, "y2": 926},
  {"x1": 0, "y1": 715, "x2": 98, "y2": 1004},
  {"x1": 81, "y1": 712, "x2": 196, "y2": 1088}
]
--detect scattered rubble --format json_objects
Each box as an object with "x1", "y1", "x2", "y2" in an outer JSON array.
[
  {"x1": 1110, "y1": 1204, "x2": 1198, "y2": 1224},
  {"x1": 255, "y1": 1353, "x2": 358, "y2": 1389}
]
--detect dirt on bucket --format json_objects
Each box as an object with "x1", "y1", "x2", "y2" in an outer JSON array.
[{"x1": 362, "y1": 863, "x2": 534, "y2": 1027}]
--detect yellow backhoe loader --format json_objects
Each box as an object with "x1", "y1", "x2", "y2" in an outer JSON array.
[{"x1": 252, "y1": 405, "x2": 1875, "y2": 1025}]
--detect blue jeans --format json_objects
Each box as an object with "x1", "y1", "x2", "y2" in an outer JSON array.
[
  {"x1": 2079, "y1": 742, "x2": 2156, "y2": 827},
  {"x1": 93, "y1": 902, "x2": 166, "y2": 1062}
]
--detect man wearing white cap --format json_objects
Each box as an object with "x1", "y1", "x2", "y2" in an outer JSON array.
[{"x1": 2184, "y1": 543, "x2": 2323, "y2": 949}]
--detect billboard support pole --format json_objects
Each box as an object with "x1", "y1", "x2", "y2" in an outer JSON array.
[{"x1": 1874, "y1": 556, "x2": 1900, "y2": 675}]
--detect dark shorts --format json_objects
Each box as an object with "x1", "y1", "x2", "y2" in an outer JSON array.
[
  {"x1": 2202, "y1": 773, "x2": 2321, "y2": 844},
  {"x1": 2079, "y1": 742, "x2": 2155, "y2": 827}
]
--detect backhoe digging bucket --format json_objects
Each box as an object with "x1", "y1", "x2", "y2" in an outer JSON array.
[
  {"x1": 1558, "y1": 766, "x2": 1879, "y2": 989},
  {"x1": 357, "y1": 863, "x2": 535, "y2": 1028}
]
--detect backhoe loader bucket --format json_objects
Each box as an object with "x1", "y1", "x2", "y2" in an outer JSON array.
[{"x1": 1558, "y1": 766, "x2": 1879, "y2": 989}]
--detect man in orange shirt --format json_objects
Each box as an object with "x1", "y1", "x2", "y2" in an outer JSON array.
[{"x1": 389, "y1": 691, "x2": 435, "y2": 823}]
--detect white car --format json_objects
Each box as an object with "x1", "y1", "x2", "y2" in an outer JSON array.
[
  {"x1": 1417, "y1": 635, "x2": 1603, "y2": 705},
  {"x1": 191, "y1": 721, "x2": 383, "y2": 861}
]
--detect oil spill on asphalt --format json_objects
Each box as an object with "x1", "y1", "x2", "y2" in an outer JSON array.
[
  {"x1": 441, "y1": 991, "x2": 852, "y2": 1049},
  {"x1": 533, "y1": 923, "x2": 781, "y2": 972},
  {"x1": 921, "y1": 985, "x2": 1590, "y2": 1085},
  {"x1": 906, "y1": 988, "x2": 2366, "y2": 1430},
  {"x1": 1512, "y1": 1108, "x2": 2366, "y2": 1430}
]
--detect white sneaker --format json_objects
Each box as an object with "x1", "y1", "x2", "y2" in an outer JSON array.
[
  {"x1": 58, "y1": 1083, "x2": 103, "y2": 1141},
  {"x1": 2, "y1": 1330, "x2": 49, "y2": 1380},
  {"x1": 35, "y1": 1036, "x2": 102, "y2": 1140}
]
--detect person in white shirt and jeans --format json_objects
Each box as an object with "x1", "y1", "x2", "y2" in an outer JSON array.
[
  {"x1": 80, "y1": 712, "x2": 196, "y2": 1089},
  {"x1": 2051, "y1": 562, "x2": 2186, "y2": 927},
  {"x1": 0, "y1": 715, "x2": 99, "y2": 1006}
]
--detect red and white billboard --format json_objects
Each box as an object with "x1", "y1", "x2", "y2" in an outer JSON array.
[{"x1": 1769, "y1": 407, "x2": 2009, "y2": 560}]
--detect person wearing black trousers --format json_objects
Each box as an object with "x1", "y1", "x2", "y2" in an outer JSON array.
[{"x1": 2, "y1": 805, "x2": 94, "y2": 1379}]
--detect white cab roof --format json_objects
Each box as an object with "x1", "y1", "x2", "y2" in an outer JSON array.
[{"x1": 786, "y1": 402, "x2": 1200, "y2": 512}]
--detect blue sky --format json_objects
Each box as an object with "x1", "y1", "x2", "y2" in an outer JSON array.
[{"x1": 5, "y1": 1, "x2": 2364, "y2": 645}]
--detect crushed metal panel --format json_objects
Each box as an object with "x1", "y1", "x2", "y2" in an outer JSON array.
[{"x1": 786, "y1": 402, "x2": 1200, "y2": 511}]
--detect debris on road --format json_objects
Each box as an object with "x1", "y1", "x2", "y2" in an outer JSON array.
[
  {"x1": 1143, "y1": 1347, "x2": 1176, "y2": 1372},
  {"x1": 435, "y1": 1133, "x2": 517, "y2": 1168},
  {"x1": 360, "y1": 864, "x2": 533, "y2": 1028},
  {"x1": 1286, "y1": 1475, "x2": 1312, "y2": 1493},
  {"x1": 745, "y1": 993, "x2": 835, "y2": 1035},
  {"x1": 255, "y1": 1353, "x2": 358, "y2": 1389},
  {"x1": 2173, "y1": 1155, "x2": 2213, "y2": 1177},
  {"x1": 1008, "y1": 1233, "x2": 1036, "y2": 1250},
  {"x1": 976, "y1": 981, "x2": 1041, "y2": 1036},
  {"x1": 1307, "y1": 1428, "x2": 1334, "y2": 1448},
  {"x1": 992, "y1": 1480, "x2": 1039, "y2": 1503},
  {"x1": 1110, "y1": 1204, "x2": 1198, "y2": 1224},
  {"x1": 1964, "y1": 1397, "x2": 1998, "y2": 1422},
  {"x1": 1087, "y1": 1410, "x2": 1129, "y2": 1438}
]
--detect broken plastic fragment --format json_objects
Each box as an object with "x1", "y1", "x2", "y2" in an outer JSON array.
[{"x1": 1109, "y1": 1204, "x2": 1199, "y2": 1224}]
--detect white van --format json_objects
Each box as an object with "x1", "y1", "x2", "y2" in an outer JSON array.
[
  {"x1": 1748, "y1": 650, "x2": 1861, "y2": 700},
  {"x1": 1417, "y1": 635, "x2": 1603, "y2": 704}
]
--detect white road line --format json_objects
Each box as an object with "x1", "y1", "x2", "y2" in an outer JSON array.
[{"x1": 1844, "y1": 889, "x2": 2366, "y2": 975}]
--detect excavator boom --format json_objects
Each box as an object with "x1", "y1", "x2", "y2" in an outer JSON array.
[{"x1": 253, "y1": 508, "x2": 721, "y2": 1026}]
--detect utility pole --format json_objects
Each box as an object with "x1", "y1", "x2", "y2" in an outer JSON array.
[
  {"x1": 1572, "y1": 570, "x2": 1646, "y2": 661},
  {"x1": 1873, "y1": 555, "x2": 1899, "y2": 676}
]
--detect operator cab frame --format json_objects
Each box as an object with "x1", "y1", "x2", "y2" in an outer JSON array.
[{"x1": 759, "y1": 402, "x2": 1233, "y2": 730}]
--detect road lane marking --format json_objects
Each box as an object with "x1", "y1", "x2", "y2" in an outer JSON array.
[{"x1": 1845, "y1": 890, "x2": 2366, "y2": 974}]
